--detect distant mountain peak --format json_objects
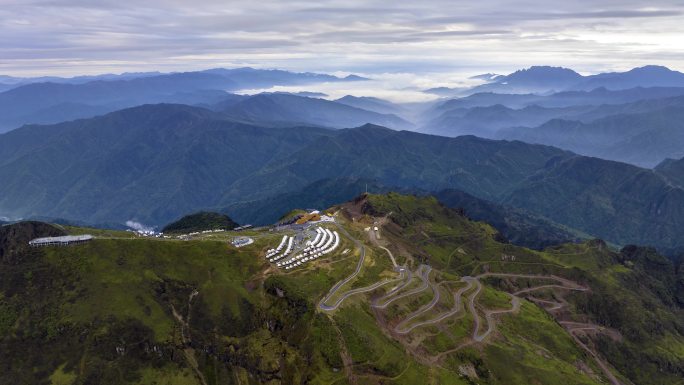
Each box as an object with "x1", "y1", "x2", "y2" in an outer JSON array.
[
  {"x1": 629, "y1": 65, "x2": 674, "y2": 73},
  {"x1": 469, "y1": 73, "x2": 503, "y2": 82},
  {"x1": 355, "y1": 122, "x2": 393, "y2": 131},
  {"x1": 621, "y1": 65, "x2": 684, "y2": 78},
  {"x1": 463, "y1": 66, "x2": 583, "y2": 95},
  {"x1": 338, "y1": 95, "x2": 380, "y2": 102},
  {"x1": 343, "y1": 74, "x2": 369, "y2": 81},
  {"x1": 462, "y1": 64, "x2": 684, "y2": 96},
  {"x1": 576, "y1": 65, "x2": 684, "y2": 90},
  {"x1": 504, "y1": 66, "x2": 582, "y2": 81}
]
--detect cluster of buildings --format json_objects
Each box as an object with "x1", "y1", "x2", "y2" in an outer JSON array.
[
  {"x1": 172, "y1": 227, "x2": 253, "y2": 241},
  {"x1": 129, "y1": 229, "x2": 164, "y2": 238},
  {"x1": 188, "y1": 229, "x2": 224, "y2": 236},
  {"x1": 278, "y1": 210, "x2": 335, "y2": 227},
  {"x1": 268, "y1": 226, "x2": 341, "y2": 270}
]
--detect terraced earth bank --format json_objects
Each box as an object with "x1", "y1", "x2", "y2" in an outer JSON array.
[{"x1": 0, "y1": 194, "x2": 682, "y2": 385}]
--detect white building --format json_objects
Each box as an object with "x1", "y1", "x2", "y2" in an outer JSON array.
[{"x1": 29, "y1": 235, "x2": 93, "y2": 247}]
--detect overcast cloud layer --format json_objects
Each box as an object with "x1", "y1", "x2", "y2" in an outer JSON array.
[{"x1": 2, "y1": 0, "x2": 684, "y2": 79}]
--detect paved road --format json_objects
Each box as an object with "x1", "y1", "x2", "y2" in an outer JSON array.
[
  {"x1": 475, "y1": 273, "x2": 622, "y2": 384},
  {"x1": 381, "y1": 265, "x2": 414, "y2": 297},
  {"x1": 319, "y1": 231, "x2": 618, "y2": 381},
  {"x1": 564, "y1": 325, "x2": 624, "y2": 385},
  {"x1": 372, "y1": 265, "x2": 429, "y2": 309},
  {"x1": 397, "y1": 269, "x2": 439, "y2": 325},
  {"x1": 318, "y1": 225, "x2": 367, "y2": 311},
  {"x1": 478, "y1": 272, "x2": 586, "y2": 288},
  {"x1": 477, "y1": 294, "x2": 520, "y2": 342},
  {"x1": 467, "y1": 278, "x2": 485, "y2": 341},
  {"x1": 319, "y1": 273, "x2": 406, "y2": 311},
  {"x1": 393, "y1": 272, "x2": 566, "y2": 340},
  {"x1": 528, "y1": 297, "x2": 564, "y2": 311},
  {"x1": 378, "y1": 245, "x2": 398, "y2": 267},
  {"x1": 369, "y1": 266, "x2": 622, "y2": 383},
  {"x1": 514, "y1": 284, "x2": 587, "y2": 295},
  {"x1": 393, "y1": 273, "x2": 521, "y2": 340},
  {"x1": 319, "y1": 222, "x2": 405, "y2": 311},
  {"x1": 368, "y1": 216, "x2": 397, "y2": 267},
  {"x1": 395, "y1": 277, "x2": 475, "y2": 334}
]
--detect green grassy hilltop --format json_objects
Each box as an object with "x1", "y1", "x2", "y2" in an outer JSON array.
[
  {"x1": 162, "y1": 211, "x2": 240, "y2": 233},
  {"x1": 0, "y1": 194, "x2": 682, "y2": 385}
]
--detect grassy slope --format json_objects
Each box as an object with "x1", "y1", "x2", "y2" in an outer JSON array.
[
  {"x1": 0, "y1": 225, "x2": 337, "y2": 384},
  {"x1": 363, "y1": 193, "x2": 684, "y2": 385},
  {"x1": 360, "y1": 194, "x2": 605, "y2": 384},
  {"x1": 1, "y1": 193, "x2": 682, "y2": 384}
]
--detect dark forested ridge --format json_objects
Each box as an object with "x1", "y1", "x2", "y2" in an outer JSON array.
[
  {"x1": 434, "y1": 188, "x2": 585, "y2": 249},
  {"x1": 0, "y1": 104, "x2": 334, "y2": 225},
  {"x1": 162, "y1": 212, "x2": 239, "y2": 233},
  {"x1": 656, "y1": 156, "x2": 684, "y2": 188},
  {"x1": 3, "y1": 106, "x2": 684, "y2": 253}
]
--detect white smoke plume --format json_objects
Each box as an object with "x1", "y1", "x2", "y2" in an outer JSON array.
[{"x1": 126, "y1": 220, "x2": 154, "y2": 232}]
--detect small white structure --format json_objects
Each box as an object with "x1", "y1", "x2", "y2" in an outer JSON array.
[
  {"x1": 232, "y1": 237, "x2": 254, "y2": 248},
  {"x1": 29, "y1": 235, "x2": 93, "y2": 247}
]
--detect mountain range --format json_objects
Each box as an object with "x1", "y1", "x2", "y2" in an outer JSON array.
[
  {"x1": 217, "y1": 93, "x2": 411, "y2": 129},
  {"x1": 3, "y1": 103, "x2": 684, "y2": 254},
  {"x1": 0, "y1": 67, "x2": 362, "y2": 90},
  {"x1": 464, "y1": 65, "x2": 684, "y2": 95},
  {"x1": 423, "y1": 87, "x2": 684, "y2": 167},
  {"x1": 334, "y1": 95, "x2": 408, "y2": 116},
  {"x1": 497, "y1": 104, "x2": 684, "y2": 167},
  {"x1": 5, "y1": 64, "x2": 684, "y2": 170},
  {"x1": 222, "y1": 177, "x2": 581, "y2": 250},
  {"x1": 0, "y1": 68, "x2": 367, "y2": 133}
]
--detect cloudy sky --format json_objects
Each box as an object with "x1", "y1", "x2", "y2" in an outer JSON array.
[{"x1": 2, "y1": 0, "x2": 684, "y2": 80}]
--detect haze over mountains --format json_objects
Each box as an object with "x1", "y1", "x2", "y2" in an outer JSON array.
[
  {"x1": 0, "y1": 67, "x2": 366, "y2": 132},
  {"x1": 1, "y1": 101, "x2": 684, "y2": 255},
  {"x1": 419, "y1": 67, "x2": 684, "y2": 167},
  {"x1": 449, "y1": 65, "x2": 684, "y2": 95},
  {"x1": 3, "y1": 64, "x2": 684, "y2": 167},
  {"x1": 3, "y1": 64, "x2": 684, "y2": 255},
  {"x1": 218, "y1": 93, "x2": 411, "y2": 129}
]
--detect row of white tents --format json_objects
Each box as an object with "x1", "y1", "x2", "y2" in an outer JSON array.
[
  {"x1": 266, "y1": 235, "x2": 294, "y2": 262},
  {"x1": 278, "y1": 228, "x2": 340, "y2": 270}
]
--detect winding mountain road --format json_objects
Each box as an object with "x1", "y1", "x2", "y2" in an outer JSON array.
[
  {"x1": 372, "y1": 265, "x2": 429, "y2": 309},
  {"x1": 319, "y1": 274, "x2": 406, "y2": 311},
  {"x1": 395, "y1": 277, "x2": 476, "y2": 334},
  {"x1": 319, "y1": 222, "x2": 406, "y2": 311},
  {"x1": 317, "y1": 219, "x2": 621, "y2": 383},
  {"x1": 368, "y1": 217, "x2": 398, "y2": 267}
]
